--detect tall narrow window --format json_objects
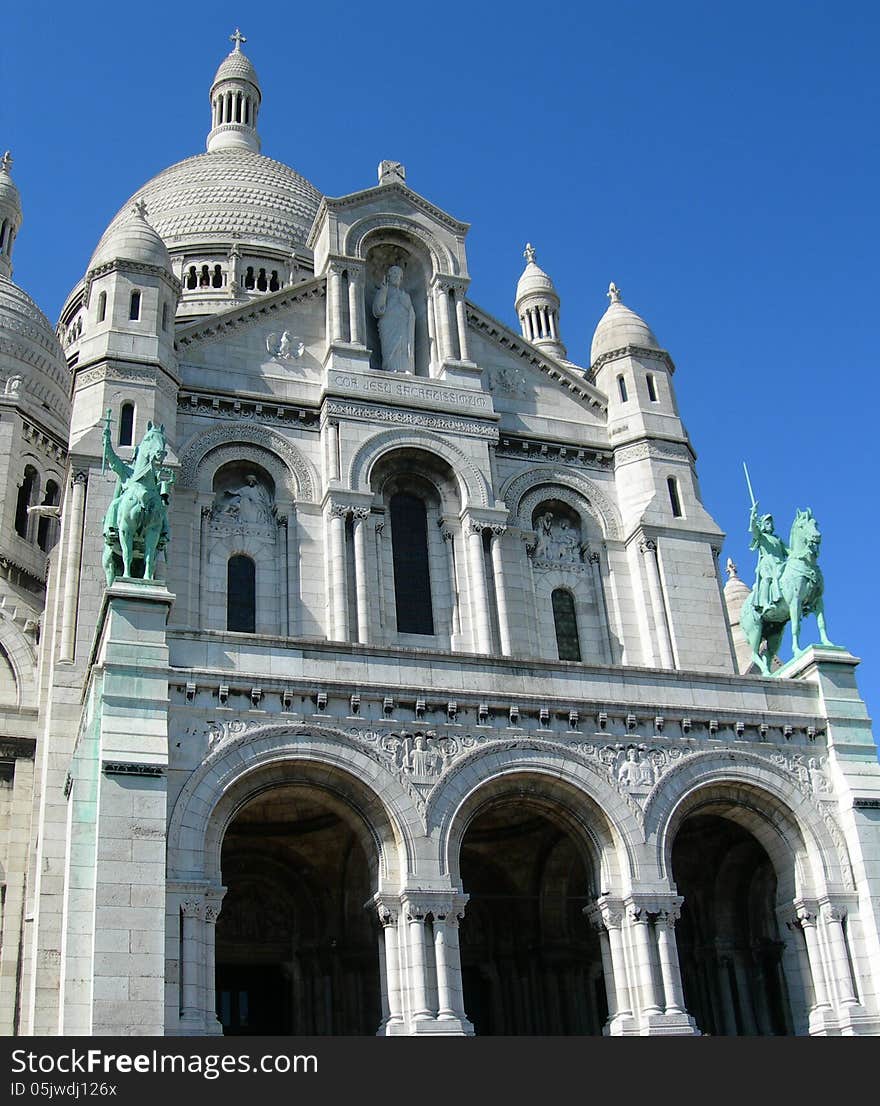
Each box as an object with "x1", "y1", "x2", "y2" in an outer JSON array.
[
  {"x1": 128, "y1": 290, "x2": 141, "y2": 320},
  {"x1": 552, "y1": 589, "x2": 581, "y2": 661},
  {"x1": 37, "y1": 479, "x2": 60, "y2": 552},
  {"x1": 161, "y1": 302, "x2": 168, "y2": 330},
  {"x1": 667, "y1": 476, "x2": 683, "y2": 518},
  {"x1": 212, "y1": 264, "x2": 223, "y2": 288},
  {"x1": 617, "y1": 375, "x2": 628, "y2": 403},
  {"x1": 244, "y1": 266, "x2": 255, "y2": 290},
  {"x1": 119, "y1": 403, "x2": 135, "y2": 447},
  {"x1": 97, "y1": 290, "x2": 107, "y2": 322},
  {"x1": 646, "y1": 373, "x2": 658, "y2": 402},
  {"x1": 227, "y1": 555, "x2": 256, "y2": 633},
  {"x1": 14, "y1": 466, "x2": 38, "y2": 539},
  {"x1": 390, "y1": 493, "x2": 434, "y2": 635}
]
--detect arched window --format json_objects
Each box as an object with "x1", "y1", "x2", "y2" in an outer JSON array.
[
  {"x1": 617, "y1": 375, "x2": 628, "y2": 403},
  {"x1": 667, "y1": 476, "x2": 684, "y2": 518},
  {"x1": 227, "y1": 555, "x2": 256, "y2": 633},
  {"x1": 14, "y1": 466, "x2": 38, "y2": 540},
  {"x1": 212, "y1": 264, "x2": 223, "y2": 288},
  {"x1": 186, "y1": 266, "x2": 197, "y2": 290},
  {"x1": 244, "y1": 266, "x2": 255, "y2": 290},
  {"x1": 128, "y1": 290, "x2": 141, "y2": 320},
  {"x1": 551, "y1": 588, "x2": 581, "y2": 661},
  {"x1": 257, "y1": 268, "x2": 268, "y2": 292},
  {"x1": 118, "y1": 403, "x2": 135, "y2": 447},
  {"x1": 37, "y1": 479, "x2": 60, "y2": 552},
  {"x1": 199, "y1": 265, "x2": 210, "y2": 288},
  {"x1": 97, "y1": 290, "x2": 107, "y2": 322},
  {"x1": 646, "y1": 373, "x2": 658, "y2": 402},
  {"x1": 390, "y1": 493, "x2": 434, "y2": 635},
  {"x1": 269, "y1": 270, "x2": 280, "y2": 292}
]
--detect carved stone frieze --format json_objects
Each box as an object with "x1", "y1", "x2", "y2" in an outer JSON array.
[{"x1": 323, "y1": 399, "x2": 495, "y2": 440}]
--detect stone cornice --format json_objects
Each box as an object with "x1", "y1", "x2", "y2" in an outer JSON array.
[
  {"x1": 588, "y1": 344, "x2": 676, "y2": 377},
  {"x1": 175, "y1": 275, "x2": 326, "y2": 350},
  {"x1": 466, "y1": 304, "x2": 607, "y2": 413},
  {"x1": 322, "y1": 397, "x2": 497, "y2": 440}
]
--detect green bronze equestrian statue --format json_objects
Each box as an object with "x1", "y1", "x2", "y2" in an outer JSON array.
[
  {"x1": 101, "y1": 409, "x2": 174, "y2": 586},
  {"x1": 739, "y1": 465, "x2": 835, "y2": 675}
]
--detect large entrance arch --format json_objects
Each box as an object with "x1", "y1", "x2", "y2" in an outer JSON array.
[
  {"x1": 216, "y1": 782, "x2": 380, "y2": 1035},
  {"x1": 672, "y1": 813, "x2": 795, "y2": 1035},
  {"x1": 458, "y1": 794, "x2": 606, "y2": 1035}
]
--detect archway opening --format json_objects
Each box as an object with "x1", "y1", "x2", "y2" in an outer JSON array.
[
  {"x1": 458, "y1": 798, "x2": 605, "y2": 1035},
  {"x1": 672, "y1": 813, "x2": 794, "y2": 1036},
  {"x1": 216, "y1": 783, "x2": 380, "y2": 1035}
]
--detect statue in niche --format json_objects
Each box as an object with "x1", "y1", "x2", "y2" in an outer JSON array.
[
  {"x1": 216, "y1": 473, "x2": 275, "y2": 525},
  {"x1": 535, "y1": 512, "x2": 555, "y2": 559},
  {"x1": 372, "y1": 265, "x2": 415, "y2": 373}
]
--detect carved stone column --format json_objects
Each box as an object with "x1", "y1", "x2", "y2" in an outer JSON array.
[
  {"x1": 588, "y1": 550, "x2": 614, "y2": 662},
  {"x1": 59, "y1": 470, "x2": 87, "y2": 662},
  {"x1": 327, "y1": 263, "x2": 345, "y2": 344},
  {"x1": 352, "y1": 508, "x2": 371, "y2": 644},
  {"x1": 198, "y1": 504, "x2": 211, "y2": 629},
  {"x1": 203, "y1": 889, "x2": 226, "y2": 1035},
  {"x1": 433, "y1": 900, "x2": 468, "y2": 1021},
  {"x1": 405, "y1": 903, "x2": 432, "y2": 1021},
  {"x1": 439, "y1": 521, "x2": 461, "y2": 635},
  {"x1": 465, "y1": 519, "x2": 492, "y2": 653},
  {"x1": 327, "y1": 504, "x2": 349, "y2": 641},
  {"x1": 433, "y1": 278, "x2": 454, "y2": 362},
  {"x1": 179, "y1": 897, "x2": 204, "y2": 1025},
  {"x1": 597, "y1": 900, "x2": 632, "y2": 1019},
  {"x1": 795, "y1": 906, "x2": 832, "y2": 1012},
  {"x1": 629, "y1": 906, "x2": 663, "y2": 1015},
  {"x1": 586, "y1": 906, "x2": 618, "y2": 1020},
  {"x1": 453, "y1": 286, "x2": 470, "y2": 360},
  {"x1": 347, "y1": 263, "x2": 365, "y2": 345},
  {"x1": 640, "y1": 538, "x2": 674, "y2": 669},
  {"x1": 822, "y1": 903, "x2": 859, "y2": 1007},
  {"x1": 489, "y1": 524, "x2": 512, "y2": 656},
  {"x1": 374, "y1": 519, "x2": 386, "y2": 630},
  {"x1": 655, "y1": 906, "x2": 686, "y2": 1015},
  {"x1": 377, "y1": 903, "x2": 404, "y2": 1031}
]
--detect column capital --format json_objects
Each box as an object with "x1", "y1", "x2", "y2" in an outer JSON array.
[
  {"x1": 639, "y1": 537, "x2": 657, "y2": 555},
  {"x1": 72, "y1": 470, "x2": 89, "y2": 487},
  {"x1": 180, "y1": 897, "x2": 204, "y2": 919},
  {"x1": 591, "y1": 895, "x2": 626, "y2": 930},
  {"x1": 400, "y1": 890, "x2": 468, "y2": 921}
]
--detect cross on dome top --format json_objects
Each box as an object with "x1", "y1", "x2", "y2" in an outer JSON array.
[
  {"x1": 132, "y1": 198, "x2": 148, "y2": 220},
  {"x1": 607, "y1": 281, "x2": 622, "y2": 304},
  {"x1": 1, "y1": 151, "x2": 12, "y2": 174},
  {"x1": 230, "y1": 28, "x2": 246, "y2": 51},
  {"x1": 523, "y1": 243, "x2": 536, "y2": 264}
]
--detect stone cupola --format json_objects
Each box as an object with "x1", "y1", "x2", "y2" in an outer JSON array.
[
  {"x1": 207, "y1": 29, "x2": 262, "y2": 153},
  {"x1": 0, "y1": 151, "x2": 23, "y2": 280},
  {"x1": 515, "y1": 243, "x2": 566, "y2": 360}
]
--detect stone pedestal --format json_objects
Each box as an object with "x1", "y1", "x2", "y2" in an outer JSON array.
[{"x1": 88, "y1": 579, "x2": 173, "y2": 1035}]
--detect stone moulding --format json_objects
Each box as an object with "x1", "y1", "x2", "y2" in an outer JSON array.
[{"x1": 102, "y1": 761, "x2": 166, "y2": 777}]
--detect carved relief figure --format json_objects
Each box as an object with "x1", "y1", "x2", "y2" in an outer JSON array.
[
  {"x1": 616, "y1": 746, "x2": 655, "y2": 789},
  {"x1": 533, "y1": 509, "x2": 584, "y2": 565},
  {"x1": 372, "y1": 265, "x2": 415, "y2": 373},
  {"x1": 216, "y1": 473, "x2": 274, "y2": 525}
]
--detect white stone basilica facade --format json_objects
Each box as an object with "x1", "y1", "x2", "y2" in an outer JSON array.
[{"x1": 1, "y1": 35, "x2": 879, "y2": 1037}]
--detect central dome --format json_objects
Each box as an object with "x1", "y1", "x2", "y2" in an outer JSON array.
[{"x1": 95, "y1": 148, "x2": 323, "y2": 255}]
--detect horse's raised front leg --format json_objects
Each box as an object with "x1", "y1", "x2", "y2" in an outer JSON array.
[{"x1": 815, "y1": 597, "x2": 836, "y2": 647}]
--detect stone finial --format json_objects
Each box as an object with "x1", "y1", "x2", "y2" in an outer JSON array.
[
  {"x1": 378, "y1": 160, "x2": 406, "y2": 186},
  {"x1": 523, "y1": 242, "x2": 536, "y2": 264},
  {"x1": 0, "y1": 151, "x2": 12, "y2": 174},
  {"x1": 132, "y1": 198, "x2": 148, "y2": 220},
  {"x1": 230, "y1": 28, "x2": 247, "y2": 51},
  {"x1": 607, "y1": 281, "x2": 622, "y2": 304},
  {"x1": 726, "y1": 557, "x2": 738, "y2": 579}
]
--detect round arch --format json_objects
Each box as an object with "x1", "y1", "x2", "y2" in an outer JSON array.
[
  {"x1": 501, "y1": 465, "x2": 623, "y2": 540},
  {"x1": 348, "y1": 431, "x2": 491, "y2": 509},
  {"x1": 0, "y1": 620, "x2": 37, "y2": 709},
  {"x1": 428, "y1": 742, "x2": 642, "y2": 893},
  {"x1": 345, "y1": 213, "x2": 457, "y2": 275},
  {"x1": 167, "y1": 723, "x2": 421, "y2": 889},
  {"x1": 177, "y1": 422, "x2": 317, "y2": 502},
  {"x1": 645, "y1": 751, "x2": 853, "y2": 900}
]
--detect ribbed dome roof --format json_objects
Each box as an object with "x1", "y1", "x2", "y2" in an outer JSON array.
[
  {"x1": 0, "y1": 276, "x2": 70, "y2": 429},
  {"x1": 515, "y1": 244, "x2": 558, "y2": 304},
  {"x1": 95, "y1": 149, "x2": 322, "y2": 254},
  {"x1": 590, "y1": 283, "x2": 660, "y2": 365},
  {"x1": 212, "y1": 49, "x2": 259, "y2": 88},
  {"x1": 89, "y1": 203, "x2": 171, "y2": 271}
]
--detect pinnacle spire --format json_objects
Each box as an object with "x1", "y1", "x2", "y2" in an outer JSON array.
[
  {"x1": 523, "y1": 242, "x2": 536, "y2": 264},
  {"x1": 607, "y1": 281, "x2": 622, "y2": 304}
]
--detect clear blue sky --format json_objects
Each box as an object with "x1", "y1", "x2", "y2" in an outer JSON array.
[{"x1": 3, "y1": 2, "x2": 878, "y2": 726}]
